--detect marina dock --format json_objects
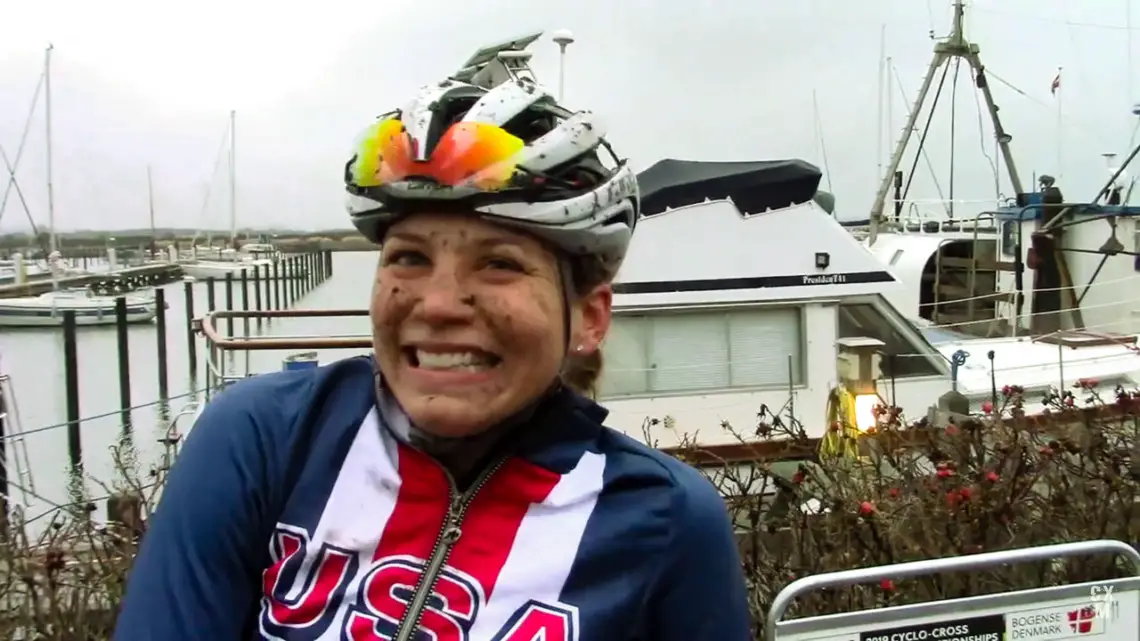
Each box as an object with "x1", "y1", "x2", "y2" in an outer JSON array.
[{"x1": 0, "y1": 263, "x2": 183, "y2": 298}]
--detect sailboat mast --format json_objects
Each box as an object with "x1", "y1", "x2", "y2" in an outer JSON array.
[
  {"x1": 147, "y1": 165, "x2": 157, "y2": 257},
  {"x1": 44, "y1": 44, "x2": 56, "y2": 256},
  {"x1": 229, "y1": 109, "x2": 236, "y2": 247},
  {"x1": 876, "y1": 24, "x2": 886, "y2": 180}
]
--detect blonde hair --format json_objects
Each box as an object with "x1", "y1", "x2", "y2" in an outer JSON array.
[{"x1": 562, "y1": 350, "x2": 604, "y2": 399}]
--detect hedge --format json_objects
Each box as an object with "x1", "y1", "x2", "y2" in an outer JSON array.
[{"x1": 2, "y1": 380, "x2": 1137, "y2": 639}]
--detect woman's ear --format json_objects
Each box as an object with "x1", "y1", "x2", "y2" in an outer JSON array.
[{"x1": 570, "y1": 284, "x2": 612, "y2": 354}]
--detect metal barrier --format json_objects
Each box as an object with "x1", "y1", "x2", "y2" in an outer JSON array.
[
  {"x1": 196, "y1": 308, "x2": 370, "y2": 400},
  {"x1": 767, "y1": 539, "x2": 1140, "y2": 641}
]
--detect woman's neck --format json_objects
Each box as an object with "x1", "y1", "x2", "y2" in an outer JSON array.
[
  {"x1": 374, "y1": 371, "x2": 517, "y2": 490},
  {"x1": 408, "y1": 422, "x2": 514, "y2": 490}
]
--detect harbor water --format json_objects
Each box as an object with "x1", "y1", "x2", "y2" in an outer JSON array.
[{"x1": 0, "y1": 251, "x2": 378, "y2": 523}]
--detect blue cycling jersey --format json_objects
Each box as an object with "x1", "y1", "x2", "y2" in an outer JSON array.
[{"x1": 113, "y1": 355, "x2": 751, "y2": 640}]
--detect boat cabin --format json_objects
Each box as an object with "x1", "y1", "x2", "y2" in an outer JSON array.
[
  {"x1": 990, "y1": 198, "x2": 1140, "y2": 337},
  {"x1": 598, "y1": 159, "x2": 952, "y2": 447},
  {"x1": 863, "y1": 190, "x2": 1140, "y2": 339},
  {"x1": 240, "y1": 242, "x2": 279, "y2": 260}
]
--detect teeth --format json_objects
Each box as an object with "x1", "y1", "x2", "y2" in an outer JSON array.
[{"x1": 415, "y1": 350, "x2": 494, "y2": 371}]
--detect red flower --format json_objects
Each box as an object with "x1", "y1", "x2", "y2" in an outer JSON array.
[
  {"x1": 981, "y1": 400, "x2": 994, "y2": 414},
  {"x1": 879, "y1": 578, "x2": 895, "y2": 591},
  {"x1": 985, "y1": 471, "x2": 1000, "y2": 483},
  {"x1": 859, "y1": 501, "x2": 875, "y2": 516}
]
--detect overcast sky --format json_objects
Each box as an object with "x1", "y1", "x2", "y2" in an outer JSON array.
[{"x1": 0, "y1": 0, "x2": 1135, "y2": 232}]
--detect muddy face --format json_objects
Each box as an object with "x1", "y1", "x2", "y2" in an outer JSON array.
[{"x1": 370, "y1": 212, "x2": 611, "y2": 437}]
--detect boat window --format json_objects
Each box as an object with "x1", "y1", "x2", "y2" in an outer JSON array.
[
  {"x1": 889, "y1": 249, "x2": 904, "y2": 266},
  {"x1": 1001, "y1": 221, "x2": 1017, "y2": 258},
  {"x1": 838, "y1": 303, "x2": 942, "y2": 378},
  {"x1": 1135, "y1": 229, "x2": 1140, "y2": 272},
  {"x1": 919, "y1": 325, "x2": 974, "y2": 345},
  {"x1": 599, "y1": 307, "x2": 803, "y2": 398}
]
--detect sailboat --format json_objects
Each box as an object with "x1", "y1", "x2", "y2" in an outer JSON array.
[
  {"x1": 180, "y1": 111, "x2": 305, "y2": 280},
  {"x1": 0, "y1": 45, "x2": 157, "y2": 328}
]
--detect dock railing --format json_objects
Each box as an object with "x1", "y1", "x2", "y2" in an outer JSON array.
[{"x1": 197, "y1": 308, "x2": 371, "y2": 400}]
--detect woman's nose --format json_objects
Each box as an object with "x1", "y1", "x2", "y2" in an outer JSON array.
[{"x1": 417, "y1": 268, "x2": 476, "y2": 323}]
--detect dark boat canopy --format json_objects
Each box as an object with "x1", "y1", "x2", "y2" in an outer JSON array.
[{"x1": 636, "y1": 158, "x2": 822, "y2": 217}]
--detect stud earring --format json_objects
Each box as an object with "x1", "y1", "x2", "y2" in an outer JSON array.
[{"x1": 575, "y1": 344, "x2": 585, "y2": 353}]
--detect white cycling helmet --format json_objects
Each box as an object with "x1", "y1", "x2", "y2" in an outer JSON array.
[{"x1": 344, "y1": 76, "x2": 639, "y2": 281}]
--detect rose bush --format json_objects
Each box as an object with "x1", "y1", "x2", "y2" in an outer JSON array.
[{"x1": 661, "y1": 379, "x2": 1140, "y2": 638}]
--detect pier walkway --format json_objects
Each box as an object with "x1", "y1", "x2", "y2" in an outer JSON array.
[{"x1": 0, "y1": 264, "x2": 183, "y2": 298}]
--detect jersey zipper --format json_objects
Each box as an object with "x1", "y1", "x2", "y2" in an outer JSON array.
[{"x1": 392, "y1": 456, "x2": 508, "y2": 641}]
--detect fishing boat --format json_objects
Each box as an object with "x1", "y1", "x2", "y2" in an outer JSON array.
[{"x1": 844, "y1": 1, "x2": 1140, "y2": 341}]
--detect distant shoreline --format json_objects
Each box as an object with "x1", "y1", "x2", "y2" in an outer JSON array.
[{"x1": 0, "y1": 229, "x2": 376, "y2": 255}]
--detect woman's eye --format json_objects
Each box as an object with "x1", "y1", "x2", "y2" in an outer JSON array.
[
  {"x1": 484, "y1": 257, "x2": 524, "y2": 272},
  {"x1": 383, "y1": 250, "x2": 429, "y2": 267}
]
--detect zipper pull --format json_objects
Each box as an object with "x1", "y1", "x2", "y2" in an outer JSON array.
[{"x1": 443, "y1": 497, "x2": 464, "y2": 544}]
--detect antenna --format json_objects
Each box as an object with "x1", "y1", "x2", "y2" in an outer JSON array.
[
  {"x1": 551, "y1": 29, "x2": 575, "y2": 102},
  {"x1": 867, "y1": 0, "x2": 1025, "y2": 245}
]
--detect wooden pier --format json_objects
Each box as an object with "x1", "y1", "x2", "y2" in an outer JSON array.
[{"x1": 0, "y1": 263, "x2": 184, "y2": 298}]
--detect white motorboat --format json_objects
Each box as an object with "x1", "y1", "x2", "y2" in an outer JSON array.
[
  {"x1": 180, "y1": 260, "x2": 256, "y2": 280},
  {"x1": 0, "y1": 289, "x2": 158, "y2": 327},
  {"x1": 180, "y1": 254, "x2": 306, "y2": 280},
  {"x1": 0, "y1": 253, "x2": 70, "y2": 286}
]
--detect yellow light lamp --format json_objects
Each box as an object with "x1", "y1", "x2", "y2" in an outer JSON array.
[{"x1": 836, "y1": 336, "x2": 885, "y2": 433}]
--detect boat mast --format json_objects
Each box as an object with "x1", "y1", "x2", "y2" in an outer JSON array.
[
  {"x1": 876, "y1": 24, "x2": 886, "y2": 181},
  {"x1": 228, "y1": 109, "x2": 236, "y2": 248},
  {"x1": 867, "y1": 0, "x2": 1026, "y2": 245},
  {"x1": 44, "y1": 44, "x2": 56, "y2": 257},
  {"x1": 147, "y1": 165, "x2": 157, "y2": 258}
]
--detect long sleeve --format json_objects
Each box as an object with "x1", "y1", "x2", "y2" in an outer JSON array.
[
  {"x1": 646, "y1": 471, "x2": 753, "y2": 640},
  {"x1": 112, "y1": 387, "x2": 276, "y2": 640}
]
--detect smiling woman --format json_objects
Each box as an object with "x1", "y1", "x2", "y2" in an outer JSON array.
[
  {"x1": 371, "y1": 215, "x2": 580, "y2": 439},
  {"x1": 113, "y1": 68, "x2": 751, "y2": 640}
]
